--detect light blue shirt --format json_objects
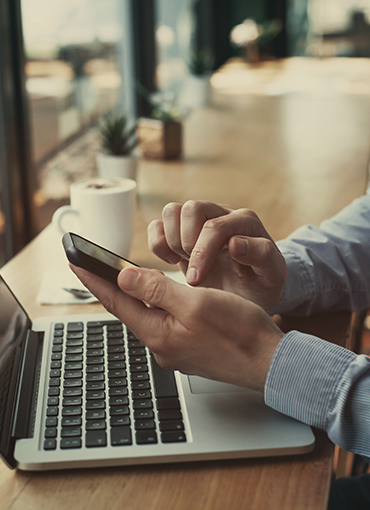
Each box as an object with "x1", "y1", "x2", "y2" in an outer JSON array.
[{"x1": 265, "y1": 186, "x2": 370, "y2": 459}]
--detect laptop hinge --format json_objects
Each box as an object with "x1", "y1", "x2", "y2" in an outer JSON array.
[{"x1": 12, "y1": 329, "x2": 43, "y2": 439}]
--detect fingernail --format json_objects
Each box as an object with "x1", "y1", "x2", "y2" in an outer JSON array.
[
  {"x1": 119, "y1": 268, "x2": 139, "y2": 291},
  {"x1": 165, "y1": 253, "x2": 180, "y2": 265},
  {"x1": 186, "y1": 267, "x2": 197, "y2": 284},
  {"x1": 234, "y1": 237, "x2": 249, "y2": 256}
]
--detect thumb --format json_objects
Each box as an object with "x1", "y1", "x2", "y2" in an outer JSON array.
[
  {"x1": 118, "y1": 267, "x2": 191, "y2": 315},
  {"x1": 229, "y1": 235, "x2": 280, "y2": 277}
]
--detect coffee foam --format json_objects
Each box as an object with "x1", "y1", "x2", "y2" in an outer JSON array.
[{"x1": 74, "y1": 178, "x2": 136, "y2": 193}]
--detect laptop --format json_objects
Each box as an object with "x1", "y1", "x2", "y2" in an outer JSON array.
[{"x1": 0, "y1": 274, "x2": 315, "y2": 471}]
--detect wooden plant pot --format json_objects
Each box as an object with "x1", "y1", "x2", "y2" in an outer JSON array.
[{"x1": 136, "y1": 118, "x2": 182, "y2": 160}]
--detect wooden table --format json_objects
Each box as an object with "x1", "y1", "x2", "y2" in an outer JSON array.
[{"x1": 1, "y1": 58, "x2": 370, "y2": 510}]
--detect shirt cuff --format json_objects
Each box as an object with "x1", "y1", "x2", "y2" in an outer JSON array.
[
  {"x1": 268, "y1": 245, "x2": 315, "y2": 316},
  {"x1": 264, "y1": 331, "x2": 357, "y2": 429}
]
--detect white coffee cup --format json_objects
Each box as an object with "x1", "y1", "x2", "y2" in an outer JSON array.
[{"x1": 52, "y1": 177, "x2": 137, "y2": 257}]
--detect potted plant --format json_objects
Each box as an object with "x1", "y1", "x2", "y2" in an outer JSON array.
[
  {"x1": 136, "y1": 86, "x2": 186, "y2": 160},
  {"x1": 181, "y1": 49, "x2": 214, "y2": 108},
  {"x1": 96, "y1": 113, "x2": 138, "y2": 180}
]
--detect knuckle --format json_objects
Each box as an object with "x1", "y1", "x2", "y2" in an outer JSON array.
[
  {"x1": 143, "y1": 273, "x2": 167, "y2": 305},
  {"x1": 239, "y1": 208, "x2": 259, "y2": 221},
  {"x1": 181, "y1": 199, "x2": 201, "y2": 216},
  {"x1": 162, "y1": 202, "x2": 181, "y2": 219}
]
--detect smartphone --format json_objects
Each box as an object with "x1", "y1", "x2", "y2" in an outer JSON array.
[{"x1": 62, "y1": 232, "x2": 139, "y2": 285}]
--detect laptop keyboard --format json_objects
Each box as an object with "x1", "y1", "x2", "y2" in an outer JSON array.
[{"x1": 43, "y1": 320, "x2": 186, "y2": 451}]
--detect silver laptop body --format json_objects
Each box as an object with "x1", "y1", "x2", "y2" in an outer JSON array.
[{"x1": 0, "y1": 275, "x2": 314, "y2": 471}]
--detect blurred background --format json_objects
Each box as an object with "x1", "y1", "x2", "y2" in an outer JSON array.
[{"x1": 1, "y1": 0, "x2": 370, "y2": 267}]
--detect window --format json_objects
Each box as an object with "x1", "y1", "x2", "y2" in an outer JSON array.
[{"x1": 21, "y1": 0, "x2": 135, "y2": 232}]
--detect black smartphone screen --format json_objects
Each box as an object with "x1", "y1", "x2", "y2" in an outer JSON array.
[
  {"x1": 62, "y1": 232, "x2": 139, "y2": 285},
  {"x1": 71, "y1": 234, "x2": 136, "y2": 272}
]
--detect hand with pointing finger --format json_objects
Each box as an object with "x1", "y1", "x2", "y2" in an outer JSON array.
[
  {"x1": 147, "y1": 200, "x2": 287, "y2": 310},
  {"x1": 71, "y1": 265, "x2": 284, "y2": 391}
]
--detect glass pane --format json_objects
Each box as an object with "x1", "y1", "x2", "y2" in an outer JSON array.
[
  {"x1": 21, "y1": 0, "x2": 133, "y2": 232},
  {"x1": 0, "y1": 197, "x2": 5, "y2": 267},
  {"x1": 156, "y1": 0, "x2": 194, "y2": 93}
]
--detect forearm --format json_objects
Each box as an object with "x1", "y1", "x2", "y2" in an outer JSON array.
[
  {"x1": 265, "y1": 331, "x2": 370, "y2": 460},
  {"x1": 270, "y1": 191, "x2": 370, "y2": 316}
]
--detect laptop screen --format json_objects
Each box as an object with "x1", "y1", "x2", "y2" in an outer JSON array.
[{"x1": 0, "y1": 276, "x2": 31, "y2": 467}]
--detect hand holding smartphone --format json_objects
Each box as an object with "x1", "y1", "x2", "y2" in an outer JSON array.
[{"x1": 62, "y1": 232, "x2": 139, "y2": 286}]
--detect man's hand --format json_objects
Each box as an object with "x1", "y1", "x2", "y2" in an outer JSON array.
[
  {"x1": 147, "y1": 201, "x2": 287, "y2": 310},
  {"x1": 72, "y1": 265, "x2": 284, "y2": 391}
]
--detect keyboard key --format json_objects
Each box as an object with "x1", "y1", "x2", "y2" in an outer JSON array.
[
  {"x1": 86, "y1": 357, "x2": 104, "y2": 365},
  {"x1": 51, "y1": 361, "x2": 62, "y2": 369},
  {"x1": 64, "y1": 370, "x2": 83, "y2": 379},
  {"x1": 132, "y1": 389, "x2": 151, "y2": 399},
  {"x1": 130, "y1": 372, "x2": 149, "y2": 382},
  {"x1": 129, "y1": 364, "x2": 148, "y2": 373},
  {"x1": 66, "y1": 332, "x2": 84, "y2": 340},
  {"x1": 50, "y1": 369, "x2": 61, "y2": 378},
  {"x1": 45, "y1": 427, "x2": 57, "y2": 438},
  {"x1": 47, "y1": 397, "x2": 59, "y2": 407},
  {"x1": 133, "y1": 399, "x2": 153, "y2": 409},
  {"x1": 86, "y1": 420, "x2": 106, "y2": 431},
  {"x1": 86, "y1": 373, "x2": 105, "y2": 382},
  {"x1": 161, "y1": 431, "x2": 186, "y2": 443},
  {"x1": 131, "y1": 381, "x2": 150, "y2": 390},
  {"x1": 87, "y1": 341, "x2": 104, "y2": 349},
  {"x1": 49, "y1": 378, "x2": 60, "y2": 387},
  {"x1": 134, "y1": 409, "x2": 154, "y2": 419},
  {"x1": 65, "y1": 354, "x2": 83, "y2": 362},
  {"x1": 46, "y1": 407, "x2": 58, "y2": 416},
  {"x1": 151, "y1": 356, "x2": 178, "y2": 398},
  {"x1": 62, "y1": 406, "x2": 82, "y2": 416},
  {"x1": 86, "y1": 400, "x2": 105, "y2": 410},
  {"x1": 109, "y1": 396, "x2": 129, "y2": 406},
  {"x1": 110, "y1": 415, "x2": 130, "y2": 426},
  {"x1": 156, "y1": 398, "x2": 181, "y2": 410},
  {"x1": 135, "y1": 419, "x2": 155, "y2": 430},
  {"x1": 109, "y1": 405, "x2": 129, "y2": 416},
  {"x1": 159, "y1": 420, "x2": 184, "y2": 432},
  {"x1": 63, "y1": 396, "x2": 82, "y2": 406},
  {"x1": 86, "y1": 334, "x2": 104, "y2": 342},
  {"x1": 158, "y1": 410, "x2": 182, "y2": 421},
  {"x1": 48, "y1": 387, "x2": 60, "y2": 397},
  {"x1": 45, "y1": 416, "x2": 58, "y2": 427},
  {"x1": 86, "y1": 349, "x2": 104, "y2": 357},
  {"x1": 66, "y1": 339, "x2": 83, "y2": 347},
  {"x1": 86, "y1": 381, "x2": 105, "y2": 391},
  {"x1": 54, "y1": 323, "x2": 64, "y2": 330},
  {"x1": 62, "y1": 416, "x2": 82, "y2": 427},
  {"x1": 67, "y1": 322, "x2": 84, "y2": 332},
  {"x1": 61, "y1": 438, "x2": 81, "y2": 449},
  {"x1": 66, "y1": 347, "x2": 83, "y2": 355},
  {"x1": 86, "y1": 430, "x2": 107, "y2": 447},
  {"x1": 61, "y1": 427, "x2": 82, "y2": 437},
  {"x1": 108, "y1": 369, "x2": 126, "y2": 378},
  {"x1": 65, "y1": 362, "x2": 83, "y2": 370},
  {"x1": 135, "y1": 430, "x2": 158, "y2": 444},
  {"x1": 108, "y1": 378, "x2": 127, "y2": 387},
  {"x1": 44, "y1": 439, "x2": 57, "y2": 450},
  {"x1": 86, "y1": 390, "x2": 105, "y2": 400},
  {"x1": 63, "y1": 379, "x2": 82, "y2": 388},
  {"x1": 63, "y1": 388, "x2": 82, "y2": 397},
  {"x1": 108, "y1": 361, "x2": 126, "y2": 370},
  {"x1": 109, "y1": 387, "x2": 128, "y2": 397},
  {"x1": 86, "y1": 409, "x2": 106, "y2": 420},
  {"x1": 86, "y1": 365, "x2": 104, "y2": 373},
  {"x1": 111, "y1": 426, "x2": 132, "y2": 446}
]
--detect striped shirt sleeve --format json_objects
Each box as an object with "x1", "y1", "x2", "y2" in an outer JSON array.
[
  {"x1": 265, "y1": 331, "x2": 370, "y2": 460},
  {"x1": 269, "y1": 189, "x2": 370, "y2": 317}
]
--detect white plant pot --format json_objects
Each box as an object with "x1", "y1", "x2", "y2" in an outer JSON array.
[
  {"x1": 96, "y1": 153, "x2": 138, "y2": 181},
  {"x1": 180, "y1": 74, "x2": 211, "y2": 108}
]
